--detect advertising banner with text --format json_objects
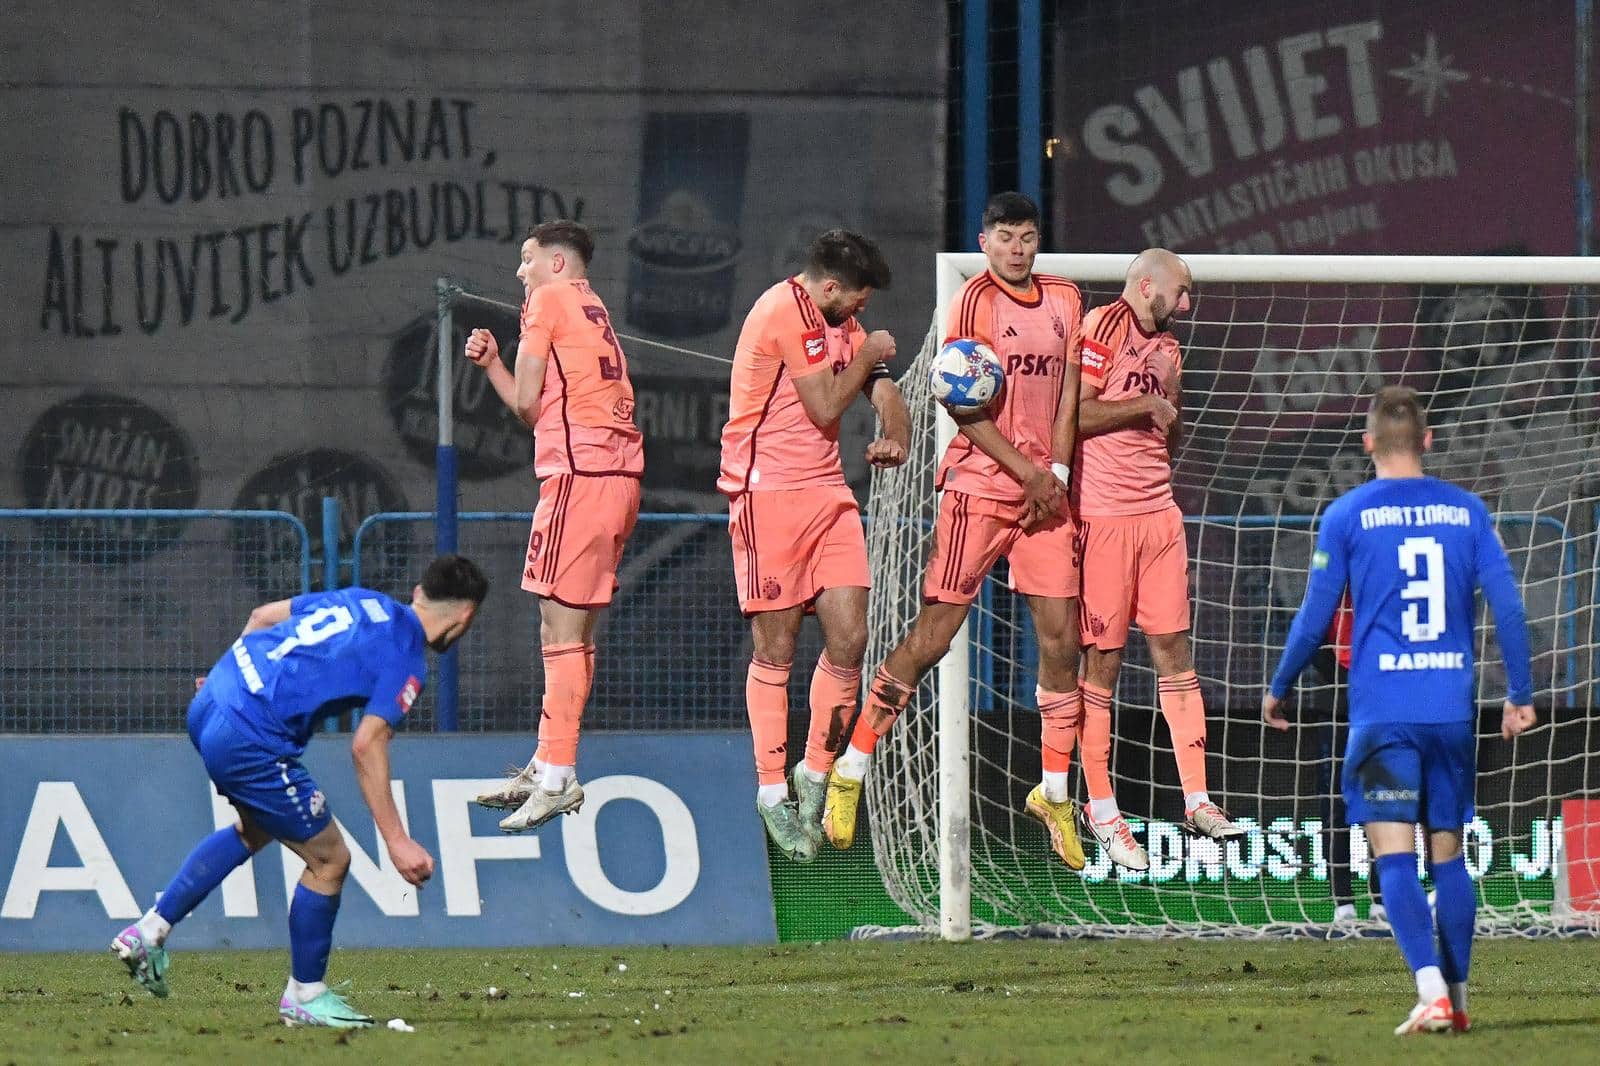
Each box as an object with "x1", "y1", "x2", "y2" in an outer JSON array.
[
  {"x1": 1054, "y1": 0, "x2": 1591, "y2": 257},
  {"x1": 0, "y1": 733, "x2": 775, "y2": 951}
]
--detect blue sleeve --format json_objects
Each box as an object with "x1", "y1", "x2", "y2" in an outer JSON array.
[
  {"x1": 1475, "y1": 505, "x2": 1534, "y2": 705},
  {"x1": 1269, "y1": 507, "x2": 1350, "y2": 698},
  {"x1": 363, "y1": 653, "x2": 426, "y2": 730}
]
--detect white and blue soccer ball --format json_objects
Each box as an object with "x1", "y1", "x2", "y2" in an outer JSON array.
[{"x1": 930, "y1": 338, "x2": 1004, "y2": 415}]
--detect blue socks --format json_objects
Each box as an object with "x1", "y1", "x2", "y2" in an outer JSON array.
[
  {"x1": 1430, "y1": 855, "x2": 1476, "y2": 986},
  {"x1": 289, "y1": 882, "x2": 342, "y2": 984},
  {"x1": 1376, "y1": 852, "x2": 1441, "y2": 978},
  {"x1": 154, "y1": 827, "x2": 253, "y2": 924}
]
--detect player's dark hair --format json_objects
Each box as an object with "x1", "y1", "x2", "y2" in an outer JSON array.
[
  {"x1": 805, "y1": 229, "x2": 891, "y2": 292},
  {"x1": 421, "y1": 554, "x2": 489, "y2": 605},
  {"x1": 527, "y1": 220, "x2": 594, "y2": 267},
  {"x1": 1367, "y1": 385, "x2": 1428, "y2": 456},
  {"x1": 982, "y1": 191, "x2": 1040, "y2": 231}
]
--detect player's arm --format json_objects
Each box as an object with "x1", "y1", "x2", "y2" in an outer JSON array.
[
  {"x1": 1074, "y1": 314, "x2": 1178, "y2": 439},
  {"x1": 351, "y1": 704, "x2": 435, "y2": 886},
  {"x1": 952, "y1": 412, "x2": 1063, "y2": 524},
  {"x1": 1263, "y1": 509, "x2": 1351, "y2": 729},
  {"x1": 1078, "y1": 376, "x2": 1178, "y2": 437},
  {"x1": 864, "y1": 371, "x2": 910, "y2": 468},
  {"x1": 1164, "y1": 351, "x2": 1183, "y2": 452},
  {"x1": 508, "y1": 345, "x2": 550, "y2": 429},
  {"x1": 465, "y1": 330, "x2": 548, "y2": 429},
  {"x1": 790, "y1": 330, "x2": 894, "y2": 428},
  {"x1": 241, "y1": 599, "x2": 292, "y2": 635},
  {"x1": 1050, "y1": 312, "x2": 1085, "y2": 481},
  {"x1": 1475, "y1": 506, "x2": 1537, "y2": 738},
  {"x1": 464, "y1": 328, "x2": 515, "y2": 411},
  {"x1": 466, "y1": 291, "x2": 557, "y2": 428}
]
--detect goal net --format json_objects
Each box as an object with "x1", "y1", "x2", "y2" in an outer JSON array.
[{"x1": 863, "y1": 253, "x2": 1600, "y2": 939}]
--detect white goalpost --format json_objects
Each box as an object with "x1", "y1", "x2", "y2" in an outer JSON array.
[{"x1": 866, "y1": 253, "x2": 1600, "y2": 941}]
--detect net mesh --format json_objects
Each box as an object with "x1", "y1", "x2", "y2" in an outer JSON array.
[
  {"x1": 0, "y1": 513, "x2": 311, "y2": 732},
  {"x1": 864, "y1": 255, "x2": 1600, "y2": 937}
]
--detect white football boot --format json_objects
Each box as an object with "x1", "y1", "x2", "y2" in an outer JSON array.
[{"x1": 1083, "y1": 811, "x2": 1149, "y2": 871}]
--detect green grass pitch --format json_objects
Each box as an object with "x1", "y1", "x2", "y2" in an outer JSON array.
[{"x1": 4, "y1": 939, "x2": 1599, "y2": 1064}]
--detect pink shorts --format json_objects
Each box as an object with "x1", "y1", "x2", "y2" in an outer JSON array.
[
  {"x1": 923, "y1": 490, "x2": 1080, "y2": 604},
  {"x1": 728, "y1": 485, "x2": 869, "y2": 614},
  {"x1": 1078, "y1": 505, "x2": 1190, "y2": 648},
  {"x1": 521, "y1": 474, "x2": 641, "y2": 607}
]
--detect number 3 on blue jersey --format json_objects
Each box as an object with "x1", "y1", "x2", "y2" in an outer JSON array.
[{"x1": 1398, "y1": 536, "x2": 1445, "y2": 643}]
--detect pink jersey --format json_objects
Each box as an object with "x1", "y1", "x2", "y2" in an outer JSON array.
[
  {"x1": 718, "y1": 278, "x2": 867, "y2": 495},
  {"x1": 520, "y1": 278, "x2": 645, "y2": 479},
  {"x1": 1072, "y1": 298, "x2": 1181, "y2": 516},
  {"x1": 935, "y1": 270, "x2": 1083, "y2": 503}
]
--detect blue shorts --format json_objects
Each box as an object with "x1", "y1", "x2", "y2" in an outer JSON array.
[
  {"x1": 1342, "y1": 720, "x2": 1476, "y2": 831},
  {"x1": 187, "y1": 691, "x2": 333, "y2": 843}
]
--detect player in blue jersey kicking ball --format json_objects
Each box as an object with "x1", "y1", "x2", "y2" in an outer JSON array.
[
  {"x1": 1264, "y1": 386, "x2": 1535, "y2": 1036},
  {"x1": 111, "y1": 554, "x2": 488, "y2": 1028}
]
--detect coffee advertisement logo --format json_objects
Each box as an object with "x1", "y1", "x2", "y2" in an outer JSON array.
[
  {"x1": 383, "y1": 307, "x2": 533, "y2": 480},
  {"x1": 20, "y1": 392, "x2": 199, "y2": 564},
  {"x1": 230, "y1": 448, "x2": 409, "y2": 596},
  {"x1": 626, "y1": 113, "x2": 750, "y2": 338}
]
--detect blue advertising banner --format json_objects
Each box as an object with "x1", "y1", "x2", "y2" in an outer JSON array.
[{"x1": 0, "y1": 733, "x2": 775, "y2": 951}]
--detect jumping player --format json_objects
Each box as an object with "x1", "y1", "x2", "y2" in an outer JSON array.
[
  {"x1": 1264, "y1": 385, "x2": 1534, "y2": 1034},
  {"x1": 822, "y1": 192, "x2": 1090, "y2": 869},
  {"x1": 718, "y1": 228, "x2": 908, "y2": 862},
  {"x1": 111, "y1": 555, "x2": 487, "y2": 1028},
  {"x1": 466, "y1": 220, "x2": 645, "y2": 832}
]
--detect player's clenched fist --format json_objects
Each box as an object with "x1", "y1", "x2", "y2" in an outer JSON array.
[
  {"x1": 865, "y1": 438, "x2": 907, "y2": 468},
  {"x1": 1260, "y1": 693, "x2": 1290, "y2": 731},
  {"x1": 387, "y1": 836, "x2": 436, "y2": 886},
  {"x1": 1501, "y1": 701, "x2": 1536, "y2": 740},
  {"x1": 464, "y1": 327, "x2": 500, "y2": 368},
  {"x1": 1019, "y1": 466, "x2": 1065, "y2": 530},
  {"x1": 859, "y1": 330, "x2": 895, "y2": 365},
  {"x1": 1144, "y1": 394, "x2": 1179, "y2": 433}
]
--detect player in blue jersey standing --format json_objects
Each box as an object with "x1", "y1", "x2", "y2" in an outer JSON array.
[
  {"x1": 1263, "y1": 386, "x2": 1536, "y2": 1035},
  {"x1": 110, "y1": 554, "x2": 488, "y2": 1029}
]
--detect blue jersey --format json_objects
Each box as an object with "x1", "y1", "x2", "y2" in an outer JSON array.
[
  {"x1": 201, "y1": 588, "x2": 428, "y2": 756},
  {"x1": 1269, "y1": 476, "x2": 1533, "y2": 726}
]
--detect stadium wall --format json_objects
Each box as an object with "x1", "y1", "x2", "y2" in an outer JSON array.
[
  {"x1": 0, "y1": 734, "x2": 777, "y2": 951},
  {"x1": 1, "y1": 0, "x2": 947, "y2": 524}
]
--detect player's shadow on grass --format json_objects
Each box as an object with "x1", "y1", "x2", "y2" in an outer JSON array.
[{"x1": 1470, "y1": 1015, "x2": 1600, "y2": 1032}]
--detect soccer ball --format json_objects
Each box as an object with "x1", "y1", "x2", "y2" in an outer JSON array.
[{"x1": 930, "y1": 338, "x2": 1004, "y2": 415}]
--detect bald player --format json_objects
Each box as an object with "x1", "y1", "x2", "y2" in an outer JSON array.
[{"x1": 1074, "y1": 249, "x2": 1243, "y2": 872}]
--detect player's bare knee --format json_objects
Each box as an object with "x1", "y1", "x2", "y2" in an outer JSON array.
[
  {"x1": 1083, "y1": 647, "x2": 1122, "y2": 688},
  {"x1": 314, "y1": 839, "x2": 352, "y2": 885},
  {"x1": 1428, "y1": 830, "x2": 1464, "y2": 864},
  {"x1": 1148, "y1": 631, "x2": 1193, "y2": 674},
  {"x1": 1035, "y1": 630, "x2": 1079, "y2": 683},
  {"x1": 826, "y1": 621, "x2": 868, "y2": 670},
  {"x1": 751, "y1": 621, "x2": 798, "y2": 666}
]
